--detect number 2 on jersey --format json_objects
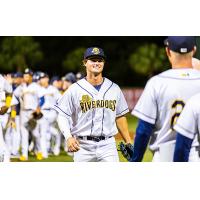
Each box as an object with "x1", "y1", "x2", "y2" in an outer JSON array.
[{"x1": 171, "y1": 100, "x2": 185, "y2": 129}]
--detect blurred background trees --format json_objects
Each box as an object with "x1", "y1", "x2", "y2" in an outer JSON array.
[
  {"x1": 0, "y1": 37, "x2": 43, "y2": 72},
  {"x1": 0, "y1": 36, "x2": 199, "y2": 86}
]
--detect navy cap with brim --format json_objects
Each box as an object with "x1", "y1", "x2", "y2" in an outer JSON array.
[
  {"x1": 24, "y1": 68, "x2": 33, "y2": 75},
  {"x1": 84, "y1": 47, "x2": 106, "y2": 60},
  {"x1": 164, "y1": 36, "x2": 196, "y2": 54}
]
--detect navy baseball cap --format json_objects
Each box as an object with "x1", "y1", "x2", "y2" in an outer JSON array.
[
  {"x1": 24, "y1": 68, "x2": 33, "y2": 75},
  {"x1": 39, "y1": 72, "x2": 49, "y2": 79},
  {"x1": 164, "y1": 36, "x2": 196, "y2": 54},
  {"x1": 63, "y1": 72, "x2": 76, "y2": 83},
  {"x1": 14, "y1": 72, "x2": 23, "y2": 78},
  {"x1": 84, "y1": 47, "x2": 106, "y2": 60},
  {"x1": 50, "y1": 76, "x2": 60, "y2": 84}
]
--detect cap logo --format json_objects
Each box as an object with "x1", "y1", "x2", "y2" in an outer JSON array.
[
  {"x1": 180, "y1": 48, "x2": 187, "y2": 53},
  {"x1": 92, "y1": 47, "x2": 100, "y2": 55}
]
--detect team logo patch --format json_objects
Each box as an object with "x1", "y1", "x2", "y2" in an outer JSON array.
[
  {"x1": 81, "y1": 95, "x2": 92, "y2": 103},
  {"x1": 181, "y1": 73, "x2": 189, "y2": 77},
  {"x1": 92, "y1": 47, "x2": 100, "y2": 55}
]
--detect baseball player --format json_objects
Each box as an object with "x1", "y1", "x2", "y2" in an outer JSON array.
[
  {"x1": 37, "y1": 72, "x2": 62, "y2": 158},
  {"x1": 54, "y1": 47, "x2": 131, "y2": 162},
  {"x1": 5, "y1": 72, "x2": 23, "y2": 158},
  {"x1": 0, "y1": 74, "x2": 13, "y2": 162},
  {"x1": 11, "y1": 68, "x2": 41, "y2": 161},
  {"x1": 131, "y1": 36, "x2": 200, "y2": 162},
  {"x1": 173, "y1": 93, "x2": 200, "y2": 162},
  {"x1": 62, "y1": 72, "x2": 76, "y2": 92}
]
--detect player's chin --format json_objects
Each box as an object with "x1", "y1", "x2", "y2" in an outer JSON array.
[{"x1": 93, "y1": 69, "x2": 103, "y2": 75}]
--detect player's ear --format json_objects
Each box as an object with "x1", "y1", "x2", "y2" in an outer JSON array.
[
  {"x1": 192, "y1": 46, "x2": 197, "y2": 56},
  {"x1": 165, "y1": 47, "x2": 171, "y2": 57}
]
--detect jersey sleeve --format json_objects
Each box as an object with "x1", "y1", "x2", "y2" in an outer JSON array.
[
  {"x1": 174, "y1": 97, "x2": 198, "y2": 140},
  {"x1": 116, "y1": 88, "x2": 129, "y2": 117},
  {"x1": 54, "y1": 87, "x2": 74, "y2": 119},
  {"x1": 131, "y1": 78, "x2": 157, "y2": 124},
  {"x1": 4, "y1": 79, "x2": 12, "y2": 94}
]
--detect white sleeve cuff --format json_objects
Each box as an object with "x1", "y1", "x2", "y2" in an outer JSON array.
[{"x1": 57, "y1": 114, "x2": 72, "y2": 141}]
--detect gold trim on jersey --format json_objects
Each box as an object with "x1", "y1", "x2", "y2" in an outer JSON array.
[{"x1": 80, "y1": 95, "x2": 116, "y2": 113}]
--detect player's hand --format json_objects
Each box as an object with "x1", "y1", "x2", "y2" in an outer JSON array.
[{"x1": 67, "y1": 137, "x2": 80, "y2": 152}]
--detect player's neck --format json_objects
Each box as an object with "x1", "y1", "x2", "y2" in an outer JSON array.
[
  {"x1": 86, "y1": 74, "x2": 103, "y2": 86},
  {"x1": 172, "y1": 61, "x2": 193, "y2": 69}
]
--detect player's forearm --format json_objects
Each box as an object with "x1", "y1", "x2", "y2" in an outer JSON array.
[
  {"x1": 173, "y1": 133, "x2": 193, "y2": 162},
  {"x1": 57, "y1": 114, "x2": 72, "y2": 141},
  {"x1": 116, "y1": 116, "x2": 132, "y2": 143},
  {"x1": 132, "y1": 119, "x2": 154, "y2": 162}
]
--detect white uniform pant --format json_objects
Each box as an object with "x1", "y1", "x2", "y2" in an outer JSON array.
[
  {"x1": 5, "y1": 116, "x2": 21, "y2": 155},
  {"x1": 73, "y1": 136, "x2": 119, "y2": 162},
  {"x1": 20, "y1": 110, "x2": 39, "y2": 158},
  {"x1": 152, "y1": 146, "x2": 200, "y2": 162},
  {"x1": 41, "y1": 110, "x2": 61, "y2": 156},
  {"x1": 0, "y1": 121, "x2": 10, "y2": 162}
]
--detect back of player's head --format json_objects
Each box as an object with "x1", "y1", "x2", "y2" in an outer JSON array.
[
  {"x1": 84, "y1": 47, "x2": 106, "y2": 60},
  {"x1": 164, "y1": 36, "x2": 196, "y2": 54},
  {"x1": 50, "y1": 76, "x2": 60, "y2": 84},
  {"x1": 63, "y1": 72, "x2": 76, "y2": 84}
]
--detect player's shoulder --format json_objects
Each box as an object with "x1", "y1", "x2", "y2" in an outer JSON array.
[
  {"x1": 157, "y1": 68, "x2": 200, "y2": 80},
  {"x1": 102, "y1": 77, "x2": 118, "y2": 88},
  {"x1": 187, "y1": 92, "x2": 200, "y2": 106}
]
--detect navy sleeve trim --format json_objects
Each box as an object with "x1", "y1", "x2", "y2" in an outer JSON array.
[
  {"x1": 54, "y1": 104, "x2": 71, "y2": 117},
  {"x1": 116, "y1": 108, "x2": 129, "y2": 116}
]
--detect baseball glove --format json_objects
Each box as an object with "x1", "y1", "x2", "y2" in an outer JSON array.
[
  {"x1": 32, "y1": 111, "x2": 43, "y2": 120},
  {"x1": 26, "y1": 118, "x2": 37, "y2": 131},
  {"x1": 119, "y1": 142, "x2": 134, "y2": 162}
]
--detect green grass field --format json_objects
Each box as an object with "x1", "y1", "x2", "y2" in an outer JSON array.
[{"x1": 11, "y1": 114, "x2": 153, "y2": 162}]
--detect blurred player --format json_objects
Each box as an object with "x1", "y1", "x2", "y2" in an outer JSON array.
[
  {"x1": 50, "y1": 76, "x2": 63, "y2": 93},
  {"x1": 173, "y1": 93, "x2": 200, "y2": 161},
  {"x1": 37, "y1": 72, "x2": 62, "y2": 158},
  {"x1": 5, "y1": 72, "x2": 23, "y2": 158},
  {"x1": 11, "y1": 68, "x2": 41, "y2": 161},
  {"x1": 62, "y1": 72, "x2": 76, "y2": 92},
  {"x1": 54, "y1": 47, "x2": 131, "y2": 162},
  {"x1": 131, "y1": 36, "x2": 200, "y2": 162},
  {"x1": 0, "y1": 74, "x2": 12, "y2": 162}
]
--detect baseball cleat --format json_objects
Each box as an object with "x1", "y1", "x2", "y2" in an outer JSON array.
[
  {"x1": 19, "y1": 155, "x2": 28, "y2": 161},
  {"x1": 36, "y1": 152, "x2": 43, "y2": 160}
]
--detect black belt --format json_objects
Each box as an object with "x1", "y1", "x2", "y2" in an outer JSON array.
[{"x1": 78, "y1": 136, "x2": 113, "y2": 142}]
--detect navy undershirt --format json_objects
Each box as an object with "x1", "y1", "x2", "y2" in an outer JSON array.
[{"x1": 93, "y1": 84, "x2": 102, "y2": 91}]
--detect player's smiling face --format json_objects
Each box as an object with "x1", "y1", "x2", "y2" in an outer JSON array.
[{"x1": 85, "y1": 57, "x2": 105, "y2": 75}]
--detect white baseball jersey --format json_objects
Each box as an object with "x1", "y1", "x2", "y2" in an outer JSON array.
[
  {"x1": 0, "y1": 75, "x2": 12, "y2": 107},
  {"x1": 39, "y1": 85, "x2": 61, "y2": 110},
  {"x1": 174, "y1": 93, "x2": 200, "y2": 144},
  {"x1": 132, "y1": 68, "x2": 200, "y2": 151},
  {"x1": 54, "y1": 77, "x2": 129, "y2": 137},
  {"x1": 11, "y1": 82, "x2": 41, "y2": 110}
]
